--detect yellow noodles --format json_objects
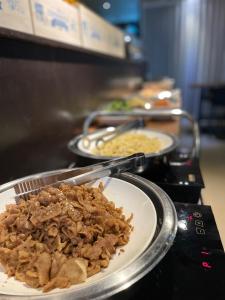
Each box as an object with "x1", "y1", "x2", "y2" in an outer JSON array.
[{"x1": 94, "y1": 132, "x2": 162, "y2": 157}]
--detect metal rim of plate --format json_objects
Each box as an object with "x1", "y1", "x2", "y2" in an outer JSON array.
[
  {"x1": 68, "y1": 128, "x2": 179, "y2": 161},
  {"x1": 0, "y1": 171, "x2": 177, "y2": 300}
]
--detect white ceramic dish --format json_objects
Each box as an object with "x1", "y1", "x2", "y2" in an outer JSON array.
[{"x1": 0, "y1": 176, "x2": 157, "y2": 296}]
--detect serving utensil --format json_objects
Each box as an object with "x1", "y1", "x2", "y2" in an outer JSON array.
[
  {"x1": 0, "y1": 153, "x2": 145, "y2": 201},
  {"x1": 82, "y1": 118, "x2": 144, "y2": 149}
]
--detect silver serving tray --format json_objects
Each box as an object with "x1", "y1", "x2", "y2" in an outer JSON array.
[{"x1": 0, "y1": 171, "x2": 177, "y2": 300}]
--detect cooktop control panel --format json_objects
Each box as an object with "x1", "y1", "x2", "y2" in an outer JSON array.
[
  {"x1": 175, "y1": 202, "x2": 224, "y2": 249},
  {"x1": 113, "y1": 203, "x2": 225, "y2": 300},
  {"x1": 169, "y1": 203, "x2": 225, "y2": 300}
]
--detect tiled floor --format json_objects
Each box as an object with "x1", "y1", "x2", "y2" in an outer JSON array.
[{"x1": 200, "y1": 135, "x2": 225, "y2": 249}]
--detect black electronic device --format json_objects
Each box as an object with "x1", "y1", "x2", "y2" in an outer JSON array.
[
  {"x1": 141, "y1": 155, "x2": 204, "y2": 203},
  {"x1": 113, "y1": 203, "x2": 225, "y2": 300}
]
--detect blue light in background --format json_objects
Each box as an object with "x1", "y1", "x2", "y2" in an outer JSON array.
[{"x1": 82, "y1": 0, "x2": 140, "y2": 24}]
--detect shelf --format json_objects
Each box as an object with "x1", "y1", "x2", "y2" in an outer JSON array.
[{"x1": 0, "y1": 27, "x2": 135, "y2": 65}]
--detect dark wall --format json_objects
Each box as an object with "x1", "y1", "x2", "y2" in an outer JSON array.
[{"x1": 0, "y1": 30, "x2": 144, "y2": 183}]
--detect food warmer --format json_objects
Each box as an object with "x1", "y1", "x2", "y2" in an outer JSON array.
[{"x1": 68, "y1": 109, "x2": 204, "y2": 203}]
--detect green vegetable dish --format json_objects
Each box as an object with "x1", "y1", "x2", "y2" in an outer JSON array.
[{"x1": 106, "y1": 99, "x2": 131, "y2": 112}]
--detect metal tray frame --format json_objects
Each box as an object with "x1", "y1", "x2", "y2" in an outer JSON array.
[
  {"x1": 0, "y1": 171, "x2": 177, "y2": 300},
  {"x1": 82, "y1": 108, "x2": 200, "y2": 159}
]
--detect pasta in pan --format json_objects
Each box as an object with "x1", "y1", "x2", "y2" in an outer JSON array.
[{"x1": 93, "y1": 132, "x2": 162, "y2": 157}]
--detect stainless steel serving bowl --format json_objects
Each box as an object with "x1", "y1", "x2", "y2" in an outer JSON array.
[
  {"x1": 68, "y1": 108, "x2": 200, "y2": 167},
  {"x1": 68, "y1": 128, "x2": 179, "y2": 163},
  {"x1": 0, "y1": 170, "x2": 177, "y2": 300}
]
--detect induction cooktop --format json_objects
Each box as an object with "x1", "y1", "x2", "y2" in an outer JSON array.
[
  {"x1": 112, "y1": 203, "x2": 225, "y2": 300},
  {"x1": 141, "y1": 154, "x2": 204, "y2": 204},
  {"x1": 74, "y1": 151, "x2": 205, "y2": 204}
]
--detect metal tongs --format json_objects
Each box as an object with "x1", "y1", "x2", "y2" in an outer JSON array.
[
  {"x1": 0, "y1": 153, "x2": 146, "y2": 201},
  {"x1": 82, "y1": 119, "x2": 144, "y2": 149}
]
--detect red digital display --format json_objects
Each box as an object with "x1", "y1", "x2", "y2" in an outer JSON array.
[
  {"x1": 202, "y1": 261, "x2": 212, "y2": 269},
  {"x1": 188, "y1": 215, "x2": 193, "y2": 221}
]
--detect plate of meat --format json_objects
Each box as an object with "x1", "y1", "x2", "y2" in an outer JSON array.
[{"x1": 0, "y1": 171, "x2": 161, "y2": 299}]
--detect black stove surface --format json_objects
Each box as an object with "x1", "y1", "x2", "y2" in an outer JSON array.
[
  {"x1": 141, "y1": 156, "x2": 205, "y2": 203},
  {"x1": 112, "y1": 203, "x2": 225, "y2": 300},
  {"x1": 75, "y1": 151, "x2": 205, "y2": 203}
]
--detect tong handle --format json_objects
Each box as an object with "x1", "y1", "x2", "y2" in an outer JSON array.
[
  {"x1": 96, "y1": 119, "x2": 144, "y2": 149},
  {"x1": 63, "y1": 153, "x2": 146, "y2": 186},
  {"x1": 82, "y1": 119, "x2": 144, "y2": 149},
  {"x1": 0, "y1": 153, "x2": 145, "y2": 196}
]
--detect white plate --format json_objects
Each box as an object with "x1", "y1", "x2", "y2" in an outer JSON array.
[
  {"x1": 78, "y1": 128, "x2": 175, "y2": 157},
  {"x1": 0, "y1": 177, "x2": 157, "y2": 296}
]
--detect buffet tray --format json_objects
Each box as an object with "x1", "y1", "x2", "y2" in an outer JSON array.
[{"x1": 0, "y1": 171, "x2": 177, "y2": 299}]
